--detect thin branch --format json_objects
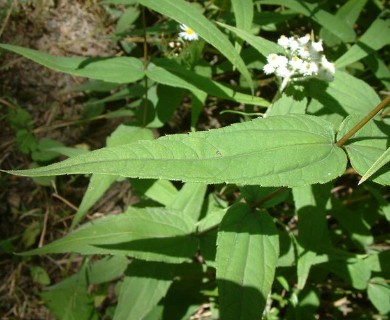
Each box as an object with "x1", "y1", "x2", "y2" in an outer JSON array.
[{"x1": 336, "y1": 95, "x2": 390, "y2": 148}]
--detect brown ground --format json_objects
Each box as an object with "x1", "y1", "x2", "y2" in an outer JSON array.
[{"x1": 0, "y1": 1, "x2": 124, "y2": 318}]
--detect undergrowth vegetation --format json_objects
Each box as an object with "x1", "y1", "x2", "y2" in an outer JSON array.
[{"x1": 1, "y1": 0, "x2": 390, "y2": 319}]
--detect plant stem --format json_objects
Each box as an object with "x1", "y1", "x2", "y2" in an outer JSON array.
[
  {"x1": 142, "y1": 6, "x2": 149, "y2": 127},
  {"x1": 336, "y1": 95, "x2": 390, "y2": 147}
]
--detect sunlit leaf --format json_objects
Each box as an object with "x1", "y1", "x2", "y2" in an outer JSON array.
[
  {"x1": 0, "y1": 43, "x2": 144, "y2": 83},
  {"x1": 6, "y1": 115, "x2": 347, "y2": 187},
  {"x1": 146, "y1": 59, "x2": 269, "y2": 106},
  {"x1": 19, "y1": 207, "x2": 198, "y2": 263},
  {"x1": 216, "y1": 204, "x2": 279, "y2": 319},
  {"x1": 336, "y1": 18, "x2": 390, "y2": 68}
]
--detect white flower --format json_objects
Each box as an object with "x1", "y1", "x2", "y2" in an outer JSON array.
[
  {"x1": 264, "y1": 54, "x2": 289, "y2": 75},
  {"x1": 298, "y1": 34, "x2": 310, "y2": 46},
  {"x1": 288, "y1": 37, "x2": 300, "y2": 52},
  {"x1": 263, "y1": 63, "x2": 276, "y2": 75},
  {"x1": 265, "y1": 54, "x2": 288, "y2": 68},
  {"x1": 297, "y1": 46, "x2": 311, "y2": 59},
  {"x1": 300, "y1": 61, "x2": 319, "y2": 76},
  {"x1": 277, "y1": 35, "x2": 290, "y2": 49},
  {"x1": 178, "y1": 24, "x2": 199, "y2": 41},
  {"x1": 275, "y1": 65, "x2": 291, "y2": 78},
  {"x1": 289, "y1": 56, "x2": 304, "y2": 70},
  {"x1": 318, "y1": 55, "x2": 335, "y2": 81},
  {"x1": 264, "y1": 33, "x2": 334, "y2": 84},
  {"x1": 311, "y1": 40, "x2": 323, "y2": 52}
]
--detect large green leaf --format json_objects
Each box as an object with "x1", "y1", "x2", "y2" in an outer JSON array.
[
  {"x1": 216, "y1": 204, "x2": 279, "y2": 319},
  {"x1": 293, "y1": 184, "x2": 331, "y2": 289},
  {"x1": 137, "y1": 0, "x2": 254, "y2": 91},
  {"x1": 71, "y1": 125, "x2": 154, "y2": 228},
  {"x1": 336, "y1": 18, "x2": 390, "y2": 68},
  {"x1": 259, "y1": 0, "x2": 355, "y2": 42},
  {"x1": 337, "y1": 115, "x2": 390, "y2": 185},
  {"x1": 0, "y1": 43, "x2": 144, "y2": 83},
  {"x1": 6, "y1": 115, "x2": 347, "y2": 187},
  {"x1": 19, "y1": 207, "x2": 198, "y2": 263},
  {"x1": 307, "y1": 71, "x2": 381, "y2": 116},
  {"x1": 114, "y1": 261, "x2": 175, "y2": 320},
  {"x1": 146, "y1": 59, "x2": 269, "y2": 106}
]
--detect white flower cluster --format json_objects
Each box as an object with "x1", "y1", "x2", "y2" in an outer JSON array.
[{"x1": 263, "y1": 34, "x2": 335, "y2": 85}]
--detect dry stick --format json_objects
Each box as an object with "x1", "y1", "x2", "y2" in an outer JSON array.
[
  {"x1": 0, "y1": 0, "x2": 15, "y2": 38},
  {"x1": 336, "y1": 95, "x2": 390, "y2": 148}
]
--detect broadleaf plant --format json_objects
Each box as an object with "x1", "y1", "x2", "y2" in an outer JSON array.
[{"x1": 1, "y1": 0, "x2": 390, "y2": 319}]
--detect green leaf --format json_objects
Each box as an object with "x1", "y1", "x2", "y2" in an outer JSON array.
[
  {"x1": 331, "y1": 200, "x2": 373, "y2": 250},
  {"x1": 19, "y1": 207, "x2": 198, "y2": 263},
  {"x1": 87, "y1": 256, "x2": 128, "y2": 285},
  {"x1": 368, "y1": 278, "x2": 390, "y2": 315},
  {"x1": 218, "y1": 22, "x2": 283, "y2": 58},
  {"x1": 41, "y1": 286, "x2": 98, "y2": 320},
  {"x1": 231, "y1": 0, "x2": 253, "y2": 32},
  {"x1": 359, "y1": 147, "x2": 390, "y2": 185},
  {"x1": 72, "y1": 125, "x2": 154, "y2": 228},
  {"x1": 259, "y1": 0, "x2": 355, "y2": 42},
  {"x1": 168, "y1": 183, "x2": 207, "y2": 221},
  {"x1": 320, "y1": 0, "x2": 368, "y2": 46},
  {"x1": 115, "y1": 260, "x2": 174, "y2": 320},
  {"x1": 293, "y1": 184, "x2": 331, "y2": 289},
  {"x1": 30, "y1": 266, "x2": 51, "y2": 285},
  {"x1": 137, "y1": 0, "x2": 254, "y2": 91},
  {"x1": 307, "y1": 71, "x2": 381, "y2": 116},
  {"x1": 6, "y1": 115, "x2": 347, "y2": 187},
  {"x1": 324, "y1": 257, "x2": 370, "y2": 290},
  {"x1": 216, "y1": 204, "x2": 279, "y2": 319},
  {"x1": 146, "y1": 59, "x2": 269, "y2": 106},
  {"x1": 0, "y1": 43, "x2": 144, "y2": 83},
  {"x1": 231, "y1": 0, "x2": 254, "y2": 53},
  {"x1": 336, "y1": 18, "x2": 390, "y2": 68},
  {"x1": 131, "y1": 179, "x2": 178, "y2": 206},
  {"x1": 337, "y1": 115, "x2": 390, "y2": 185},
  {"x1": 116, "y1": 6, "x2": 140, "y2": 34},
  {"x1": 267, "y1": 93, "x2": 307, "y2": 116}
]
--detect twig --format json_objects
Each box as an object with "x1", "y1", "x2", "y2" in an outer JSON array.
[{"x1": 336, "y1": 95, "x2": 390, "y2": 147}]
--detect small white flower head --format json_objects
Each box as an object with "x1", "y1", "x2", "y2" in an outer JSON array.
[
  {"x1": 275, "y1": 65, "x2": 291, "y2": 78},
  {"x1": 264, "y1": 54, "x2": 288, "y2": 75},
  {"x1": 263, "y1": 63, "x2": 276, "y2": 75},
  {"x1": 318, "y1": 55, "x2": 335, "y2": 81},
  {"x1": 297, "y1": 46, "x2": 311, "y2": 59},
  {"x1": 300, "y1": 61, "x2": 319, "y2": 76},
  {"x1": 298, "y1": 34, "x2": 310, "y2": 46},
  {"x1": 288, "y1": 37, "x2": 300, "y2": 52},
  {"x1": 178, "y1": 24, "x2": 199, "y2": 41},
  {"x1": 311, "y1": 40, "x2": 323, "y2": 52},
  {"x1": 277, "y1": 35, "x2": 290, "y2": 49},
  {"x1": 289, "y1": 56, "x2": 304, "y2": 70}
]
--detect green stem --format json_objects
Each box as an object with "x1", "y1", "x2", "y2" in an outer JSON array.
[{"x1": 336, "y1": 95, "x2": 390, "y2": 148}]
